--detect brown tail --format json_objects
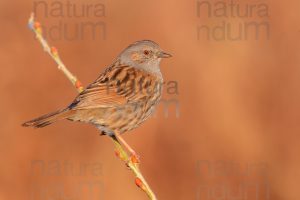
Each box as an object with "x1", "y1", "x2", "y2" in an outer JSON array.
[{"x1": 22, "y1": 109, "x2": 72, "y2": 128}]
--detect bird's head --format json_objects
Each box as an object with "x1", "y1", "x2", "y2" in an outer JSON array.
[{"x1": 118, "y1": 40, "x2": 172, "y2": 74}]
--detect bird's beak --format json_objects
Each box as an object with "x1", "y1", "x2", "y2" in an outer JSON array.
[{"x1": 158, "y1": 51, "x2": 172, "y2": 58}]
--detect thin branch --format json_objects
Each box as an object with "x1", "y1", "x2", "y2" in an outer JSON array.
[
  {"x1": 27, "y1": 13, "x2": 157, "y2": 200},
  {"x1": 28, "y1": 13, "x2": 83, "y2": 93}
]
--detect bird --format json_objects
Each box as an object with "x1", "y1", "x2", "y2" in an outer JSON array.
[{"x1": 22, "y1": 40, "x2": 171, "y2": 157}]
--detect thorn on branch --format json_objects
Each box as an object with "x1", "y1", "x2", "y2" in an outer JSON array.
[
  {"x1": 51, "y1": 47, "x2": 58, "y2": 56},
  {"x1": 131, "y1": 154, "x2": 140, "y2": 164},
  {"x1": 135, "y1": 177, "x2": 146, "y2": 191},
  {"x1": 135, "y1": 177, "x2": 143, "y2": 187},
  {"x1": 33, "y1": 22, "x2": 42, "y2": 35},
  {"x1": 75, "y1": 80, "x2": 83, "y2": 91},
  {"x1": 115, "y1": 149, "x2": 127, "y2": 161},
  {"x1": 115, "y1": 149, "x2": 120, "y2": 158}
]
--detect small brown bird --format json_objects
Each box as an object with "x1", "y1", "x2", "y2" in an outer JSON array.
[{"x1": 23, "y1": 40, "x2": 171, "y2": 156}]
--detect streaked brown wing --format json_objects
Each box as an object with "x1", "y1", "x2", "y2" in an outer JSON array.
[
  {"x1": 73, "y1": 84, "x2": 127, "y2": 109},
  {"x1": 69, "y1": 65, "x2": 157, "y2": 110}
]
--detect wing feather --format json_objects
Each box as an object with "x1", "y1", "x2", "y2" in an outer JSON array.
[{"x1": 69, "y1": 65, "x2": 159, "y2": 110}]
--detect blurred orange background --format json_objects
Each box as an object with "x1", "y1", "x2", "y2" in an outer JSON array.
[{"x1": 1, "y1": 0, "x2": 300, "y2": 199}]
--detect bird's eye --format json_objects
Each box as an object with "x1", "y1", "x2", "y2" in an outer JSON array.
[{"x1": 143, "y1": 50, "x2": 150, "y2": 55}]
